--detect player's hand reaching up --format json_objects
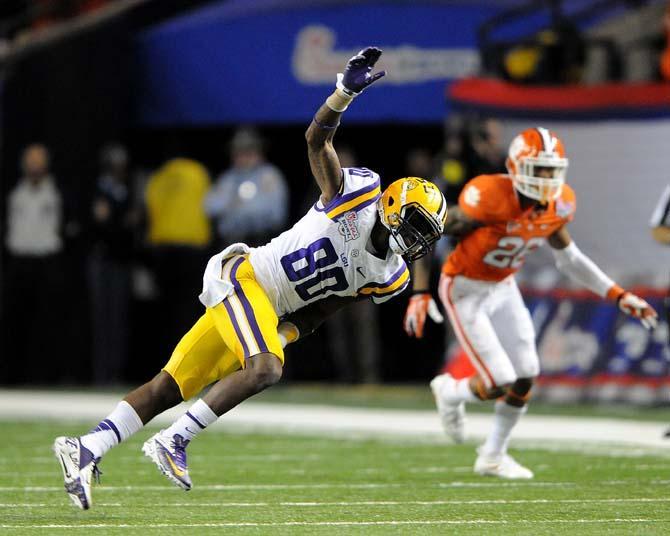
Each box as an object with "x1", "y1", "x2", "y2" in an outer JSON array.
[
  {"x1": 337, "y1": 47, "x2": 386, "y2": 96},
  {"x1": 617, "y1": 292, "x2": 658, "y2": 330},
  {"x1": 404, "y1": 293, "x2": 444, "y2": 339}
]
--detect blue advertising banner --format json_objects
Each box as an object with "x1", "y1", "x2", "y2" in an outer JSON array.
[
  {"x1": 446, "y1": 290, "x2": 669, "y2": 405},
  {"x1": 134, "y1": 1, "x2": 505, "y2": 125},
  {"x1": 527, "y1": 291, "x2": 668, "y2": 404}
]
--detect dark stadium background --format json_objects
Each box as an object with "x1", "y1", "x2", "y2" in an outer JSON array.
[{"x1": 0, "y1": 0, "x2": 668, "y2": 398}]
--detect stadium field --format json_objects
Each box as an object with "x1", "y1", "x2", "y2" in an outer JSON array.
[{"x1": 2, "y1": 419, "x2": 669, "y2": 535}]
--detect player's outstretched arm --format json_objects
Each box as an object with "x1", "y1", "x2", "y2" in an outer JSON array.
[
  {"x1": 305, "y1": 47, "x2": 385, "y2": 204},
  {"x1": 549, "y1": 226, "x2": 658, "y2": 329}
]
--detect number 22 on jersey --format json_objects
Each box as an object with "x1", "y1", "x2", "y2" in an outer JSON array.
[{"x1": 483, "y1": 236, "x2": 544, "y2": 269}]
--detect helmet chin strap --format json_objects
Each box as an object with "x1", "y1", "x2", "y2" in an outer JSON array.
[{"x1": 389, "y1": 233, "x2": 406, "y2": 256}]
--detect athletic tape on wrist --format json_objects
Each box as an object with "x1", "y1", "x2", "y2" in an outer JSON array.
[{"x1": 326, "y1": 88, "x2": 354, "y2": 112}]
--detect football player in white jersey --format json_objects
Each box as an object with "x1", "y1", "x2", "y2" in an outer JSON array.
[{"x1": 53, "y1": 46, "x2": 448, "y2": 509}]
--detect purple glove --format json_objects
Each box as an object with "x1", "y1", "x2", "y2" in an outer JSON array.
[{"x1": 336, "y1": 47, "x2": 386, "y2": 96}]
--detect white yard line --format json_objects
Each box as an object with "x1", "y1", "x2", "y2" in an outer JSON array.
[
  {"x1": 0, "y1": 389, "x2": 667, "y2": 450},
  {"x1": 5, "y1": 480, "x2": 669, "y2": 493},
  {"x1": 1, "y1": 498, "x2": 669, "y2": 508},
  {"x1": 0, "y1": 519, "x2": 665, "y2": 528}
]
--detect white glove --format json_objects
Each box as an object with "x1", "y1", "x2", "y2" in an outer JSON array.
[
  {"x1": 618, "y1": 292, "x2": 658, "y2": 330},
  {"x1": 404, "y1": 293, "x2": 444, "y2": 338}
]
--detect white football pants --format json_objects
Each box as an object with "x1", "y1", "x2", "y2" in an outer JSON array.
[{"x1": 438, "y1": 273, "x2": 540, "y2": 388}]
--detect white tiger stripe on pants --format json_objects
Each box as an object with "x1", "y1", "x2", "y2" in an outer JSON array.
[{"x1": 438, "y1": 273, "x2": 540, "y2": 388}]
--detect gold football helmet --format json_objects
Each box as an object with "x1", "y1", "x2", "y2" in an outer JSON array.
[{"x1": 377, "y1": 177, "x2": 447, "y2": 261}]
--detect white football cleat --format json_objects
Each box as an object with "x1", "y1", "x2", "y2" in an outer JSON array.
[
  {"x1": 474, "y1": 448, "x2": 534, "y2": 479},
  {"x1": 53, "y1": 436, "x2": 101, "y2": 509},
  {"x1": 430, "y1": 373, "x2": 466, "y2": 443},
  {"x1": 142, "y1": 431, "x2": 192, "y2": 490}
]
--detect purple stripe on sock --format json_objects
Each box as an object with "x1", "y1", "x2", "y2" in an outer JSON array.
[
  {"x1": 186, "y1": 411, "x2": 206, "y2": 430},
  {"x1": 223, "y1": 295, "x2": 250, "y2": 357},
  {"x1": 92, "y1": 422, "x2": 109, "y2": 434},
  {"x1": 230, "y1": 258, "x2": 269, "y2": 354},
  {"x1": 103, "y1": 419, "x2": 121, "y2": 443}
]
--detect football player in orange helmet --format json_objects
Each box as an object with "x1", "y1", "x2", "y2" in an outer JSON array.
[{"x1": 404, "y1": 127, "x2": 657, "y2": 479}]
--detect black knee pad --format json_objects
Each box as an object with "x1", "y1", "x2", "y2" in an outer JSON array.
[{"x1": 511, "y1": 377, "x2": 533, "y2": 398}]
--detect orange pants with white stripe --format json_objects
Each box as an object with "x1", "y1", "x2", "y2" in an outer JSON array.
[
  {"x1": 163, "y1": 255, "x2": 284, "y2": 400},
  {"x1": 438, "y1": 273, "x2": 539, "y2": 388}
]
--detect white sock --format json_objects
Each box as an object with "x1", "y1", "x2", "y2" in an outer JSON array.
[
  {"x1": 443, "y1": 377, "x2": 477, "y2": 404},
  {"x1": 80, "y1": 401, "x2": 143, "y2": 459},
  {"x1": 162, "y1": 399, "x2": 218, "y2": 442},
  {"x1": 481, "y1": 400, "x2": 526, "y2": 458}
]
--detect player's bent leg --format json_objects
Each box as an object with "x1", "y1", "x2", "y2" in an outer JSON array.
[
  {"x1": 203, "y1": 352, "x2": 282, "y2": 415},
  {"x1": 430, "y1": 374, "x2": 477, "y2": 443},
  {"x1": 143, "y1": 353, "x2": 282, "y2": 490},
  {"x1": 124, "y1": 371, "x2": 184, "y2": 423},
  {"x1": 144, "y1": 258, "x2": 285, "y2": 489},
  {"x1": 54, "y1": 372, "x2": 183, "y2": 509},
  {"x1": 475, "y1": 376, "x2": 534, "y2": 480}
]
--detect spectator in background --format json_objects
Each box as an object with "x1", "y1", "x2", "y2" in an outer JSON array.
[
  {"x1": 87, "y1": 143, "x2": 137, "y2": 385},
  {"x1": 145, "y1": 156, "x2": 212, "y2": 357},
  {"x1": 205, "y1": 127, "x2": 288, "y2": 248},
  {"x1": 467, "y1": 118, "x2": 506, "y2": 177},
  {"x1": 2, "y1": 144, "x2": 64, "y2": 383}
]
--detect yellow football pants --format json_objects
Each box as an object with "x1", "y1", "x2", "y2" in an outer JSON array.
[{"x1": 163, "y1": 255, "x2": 284, "y2": 400}]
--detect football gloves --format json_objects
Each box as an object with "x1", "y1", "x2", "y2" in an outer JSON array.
[
  {"x1": 617, "y1": 292, "x2": 658, "y2": 330},
  {"x1": 404, "y1": 292, "x2": 444, "y2": 339},
  {"x1": 337, "y1": 47, "x2": 386, "y2": 96}
]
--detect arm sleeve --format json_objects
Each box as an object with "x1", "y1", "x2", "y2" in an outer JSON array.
[
  {"x1": 649, "y1": 184, "x2": 670, "y2": 227},
  {"x1": 370, "y1": 279, "x2": 410, "y2": 304},
  {"x1": 358, "y1": 263, "x2": 411, "y2": 304},
  {"x1": 318, "y1": 167, "x2": 381, "y2": 217},
  {"x1": 552, "y1": 241, "x2": 618, "y2": 298}
]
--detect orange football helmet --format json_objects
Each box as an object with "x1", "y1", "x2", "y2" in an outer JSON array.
[{"x1": 506, "y1": 127, "x2": 568, "y2": 203}]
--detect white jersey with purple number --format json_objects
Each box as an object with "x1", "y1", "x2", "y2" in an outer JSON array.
[{"x1": 249, "y1": 168, "x2": 410, "y2": 317}]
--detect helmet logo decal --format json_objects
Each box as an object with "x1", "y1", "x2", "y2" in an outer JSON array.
[
  {"x1": 536, "y1": 127, "x2": 557, "y2": 154},
  {"x1": 338, "y1": 211, "x2": 360, "y2": 242},
  {"x1": 463, "y1": 185, "x2": 481, "y2": 207}
]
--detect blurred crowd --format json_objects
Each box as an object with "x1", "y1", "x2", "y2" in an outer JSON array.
[
  {"x1": 481, "y1": 0, "x2": 670, "y2": 84},
  {"x1": 0, "y1": 119, "x2": 505, "y2": 386}
]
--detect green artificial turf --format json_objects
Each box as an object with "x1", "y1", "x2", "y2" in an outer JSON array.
[{"x1": 1, "y1": 421, "x2": 669, "y2": 535}]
